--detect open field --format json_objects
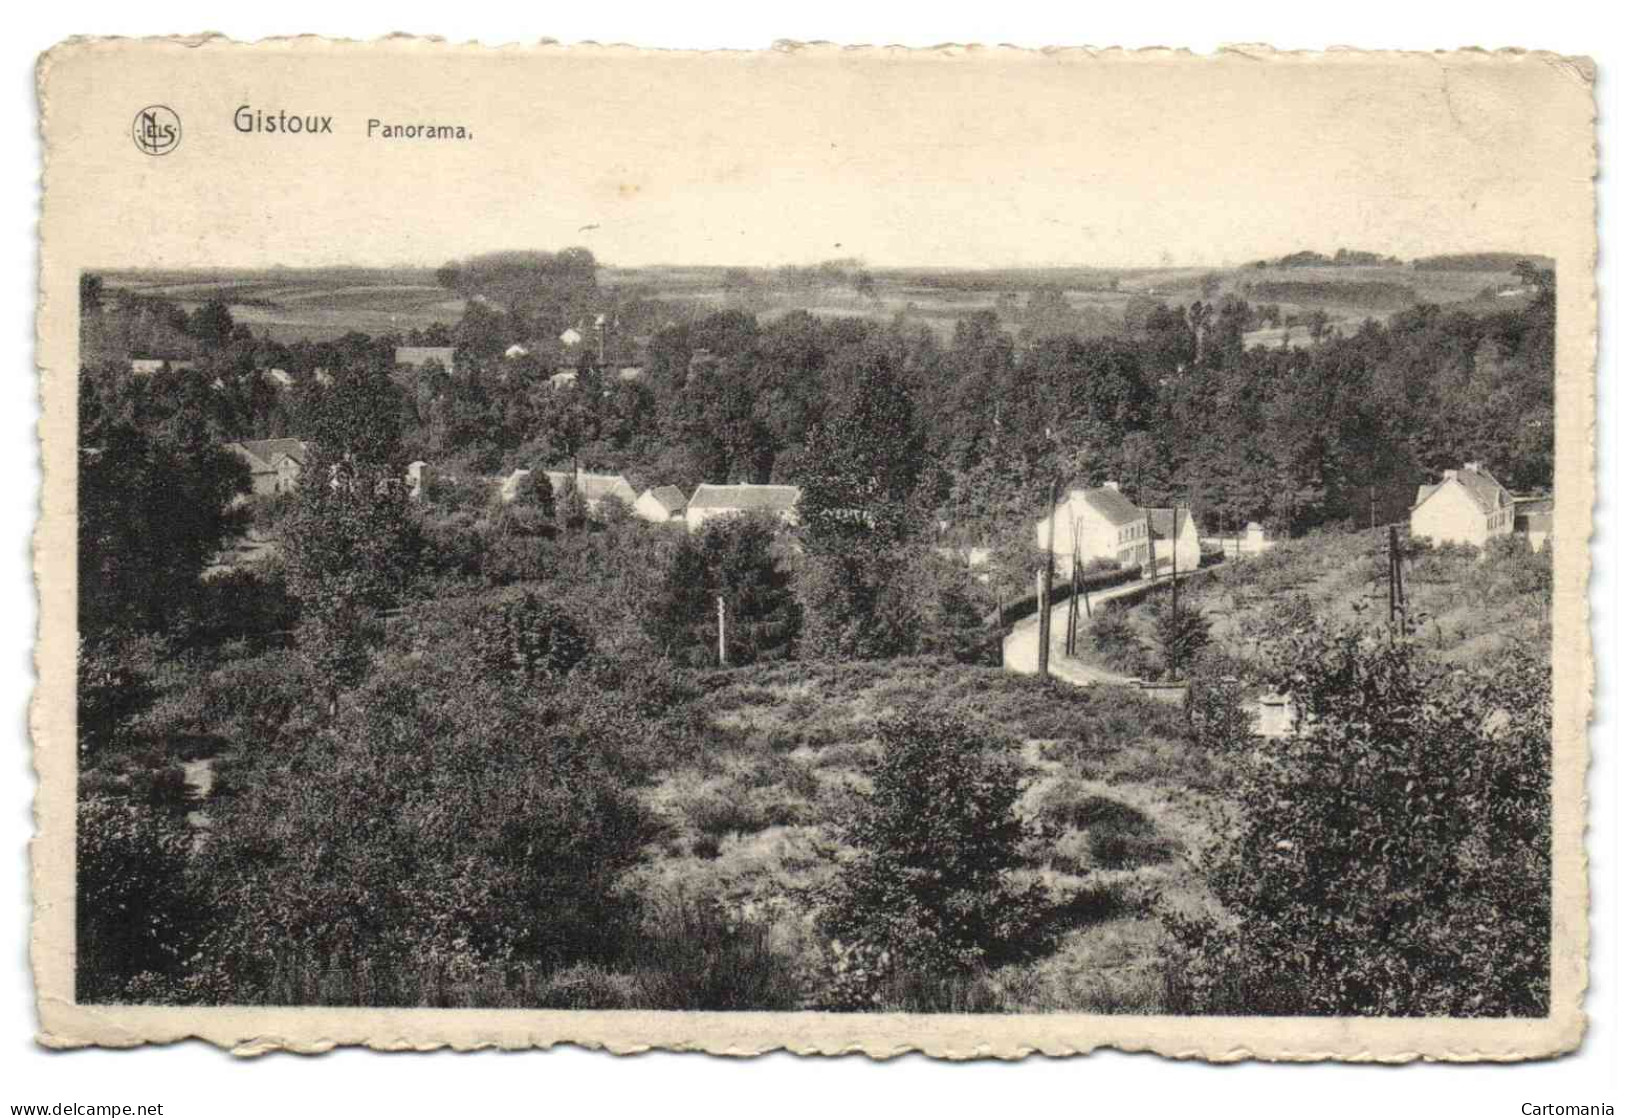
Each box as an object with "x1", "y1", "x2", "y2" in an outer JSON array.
[
  {"x1": 101, "y1": 257, "x2": 1536, "y2": 348},
  {"x1": 101, "y1": 267, "x2": 466, "y2": 342}
]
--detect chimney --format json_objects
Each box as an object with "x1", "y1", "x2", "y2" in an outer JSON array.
[
  {"x1": 1443, "y1": 469, "x2": 1458, "y2": 482},
  {"x1": 1464, "y1": 461, "x2": 1482, "y2": 473},
  {"x1": 1103, "y1": 480, "x2": 1120, "y2": 492}
]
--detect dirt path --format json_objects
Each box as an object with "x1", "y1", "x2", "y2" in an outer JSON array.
[{"x1": 1002, "y1": 571, "x2": 1207, "y2": 687}]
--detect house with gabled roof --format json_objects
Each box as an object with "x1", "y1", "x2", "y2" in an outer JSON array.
[
  {"x1": 634, "y1": 485, "x2": 689, "y2": 524},
  {"x1": 1410, "y1": 461, "x2": 1515, "y2": 549},
  {"x1": 226, "y1": 437, "x2": 309, "y2": 496},
  {"x1": 1145, "y1": 506, "x2": 1203, "y2": 574},
  {"x1": 543, "y1": 469, "x2": 639, "y2": 513},
  {"x1": 1036, "y1": 482, "x2": 1152, "y2": 570},
  {"x1": 685, "y1": 484, "x2": 801, "y2": 533},
  {"x1": 394, "y1": 346, "x2": 457, "y2": 377}
]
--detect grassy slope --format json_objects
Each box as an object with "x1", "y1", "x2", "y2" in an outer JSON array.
[
  {"x1": 635, "y1": 657, "x2": 1231, "y2": 1013},
  {"x1": 1191, "y1": 529, "x2": 1551, "y2": 671}
]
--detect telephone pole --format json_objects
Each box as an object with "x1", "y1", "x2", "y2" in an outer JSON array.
[
  {"x1": 1387, "y1": 524, "x2": 1407, "y2": 629},
  {"x1": 716, "y1": 596, "x2": 728, "y2": 666},
  {"x1": 1037, "y1": 475, "x2": 1062, "y2": 681},
  {"x1": 1170, "y1": 505, "x2": 1182, "y2": 680}
]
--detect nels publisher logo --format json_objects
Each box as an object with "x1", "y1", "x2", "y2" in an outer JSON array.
[{"x1": 132, "y1": 105, "x2": 181, "y2": 156}]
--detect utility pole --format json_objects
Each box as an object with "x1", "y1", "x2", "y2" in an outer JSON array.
[
  {"x1": 1145, "y1": 511, "x2": 1158, "y2": 583},
  {"x1": 1037, "y1": 476, "x2": 1062, "y2": 681},
  {"x1": 1035, "y1": 568, "x2": 1051, "y2": 679},
  {"x1": 1170, "y1": 505, "x2": 1182, "y2": 681},
  {"x1": 716, "y1": 595, "x2": 728, "y2": 666},
  {"x1": 1387, "y1": 524, "x2": 1406, "y2": 629}
]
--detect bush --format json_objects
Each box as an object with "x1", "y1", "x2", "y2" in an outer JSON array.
[
  {"x1": 77, "y1": 637, "x2": 157, "y2": 765},
  {"x1": 1090, "y1": 604, "x2": 1150, "y2": 675},
  {"x1": 77, "y1": 794, "x2": 209, "y2": 1002},
  {"x1": 1164, "y1": 625, "x2": 1551, "y2": 1016},
  {"x1": 1033, "y1": 779, "x2": 1149, "y2": 834},
  {"x1": 1149, "y1": 598, "x2": 1210, "y2": 679},
  {"x1": 473, "y1": 589, "x2": 592, "y2": 681},
  {"x1": 1183, "y1": 666, "x2": 1255, "y2": 751},
  {"x1": 194, "y1": 660, "x2": 657, "y2": 1003},
  {"x1": 814, "y1": 708, "x2": 1050, "y2": 1005},
  {"x1": 648, "y1": 513, "x2": 800, "y2": 665}
]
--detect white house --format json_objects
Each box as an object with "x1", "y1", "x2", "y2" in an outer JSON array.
[
  {"x1": 394, "y1": 346, "x2": 457, "y2": 377},
  {"x1": 543, "y1": 469, "x2": 639, "y2": 514},
  {"x1": 1145, "y1": 506, "x2": 1203, "y2": 575},
  {"x1": 1035, "y1": 482, "x2": 1152, "y2": 570},
  {"x1": 504, "y1": 343, "x2": 530, "y2": 359},
  {"x1": 264, "y1": 367, "x2": 294, "y2": 389},
  {"x1": 559, "y1": 327, "x2": 584, "y2": 347},
  {"x1": 634, "y1": 485, "x2": 689, "y2": 524},
  {"x1": 1409, "y1": 462, "x2": 1515, "y2": 549},
  {"x1": 1201, "y1": 521, "x2": 1274, "y2": 559},
  {"x1": 226, "y1": 438, "x2": 308, "y2": 497},
  {"x1": 685, "y1": 484, "x2": 801, "y2": 533}
]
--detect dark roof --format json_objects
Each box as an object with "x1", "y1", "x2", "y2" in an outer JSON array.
[
  {"x1": 1074, "y1": 486, "x2": 1143, "y2": 527},
  {"x1": 644, "y1": 486, "x2": 688, "y2": 514},
  {"x1": 1415, "y1": 465, "x2": 1512, "y2": 515},
  {"x1": 229, "y1": 438, "x2": 308, "y2": 470},
  {"x1": 687, "y1": 484, "x2": 801, "y2": 513},
  {"x1": 1144, "y1": 507, "x2": 1195, "y2": 539},
  {"x1": 1453, "y1": 465, "x2": 1512, "y2": 514}
]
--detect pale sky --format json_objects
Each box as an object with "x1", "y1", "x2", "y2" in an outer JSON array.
[{"x1": 44, "y1": 43, "x2": 1592, "y2": 270}]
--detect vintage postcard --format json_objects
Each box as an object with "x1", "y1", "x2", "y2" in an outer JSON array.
[{"x1": 33, "y1": 38, "x2": 1595, "y2": 1058}]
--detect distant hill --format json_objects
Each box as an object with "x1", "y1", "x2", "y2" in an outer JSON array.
[
  {"x1": 1266, "y1": 249, "x2": 1403, "y2": 268},
  {"x1": 1410, "y1": 252, "x2": 1556, "y2": 272}
]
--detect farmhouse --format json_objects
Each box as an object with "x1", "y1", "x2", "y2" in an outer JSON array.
[
  {"x1": 1409, "y1": 462, "x2": 1515, "y2": 549},
  {"x1": 634, "y1": 485, "x2": 689, "y2": 524},
  {"x1": 1036, "y1": 482, "x2": 1151, "y2": 570},
  {"x1": 685, "y1": 484, "x2": 801, "y2": 533},
  {"x1": 129, "y1": 356, "x2": 193, "y2": 376},
  {"x1": 543, "y1": 469, "x2": 639, "y2": 514},
  {"x1": 1201, "y1": 521, "x2": 1274, "y2": 559},
  {"x1": 1145, "y1": 506, "x2": 1203, "y2": 574},
  {"x1": 226, "y1": 437, "x2": 308, "y2": 497},
  {"x1": 394, "y1": 346, "x2": 457, "y2": 377}
]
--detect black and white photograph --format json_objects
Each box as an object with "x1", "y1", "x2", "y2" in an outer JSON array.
[{"x1": 29, "y1": 37, "x2": 1594, "y2": 1065}]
